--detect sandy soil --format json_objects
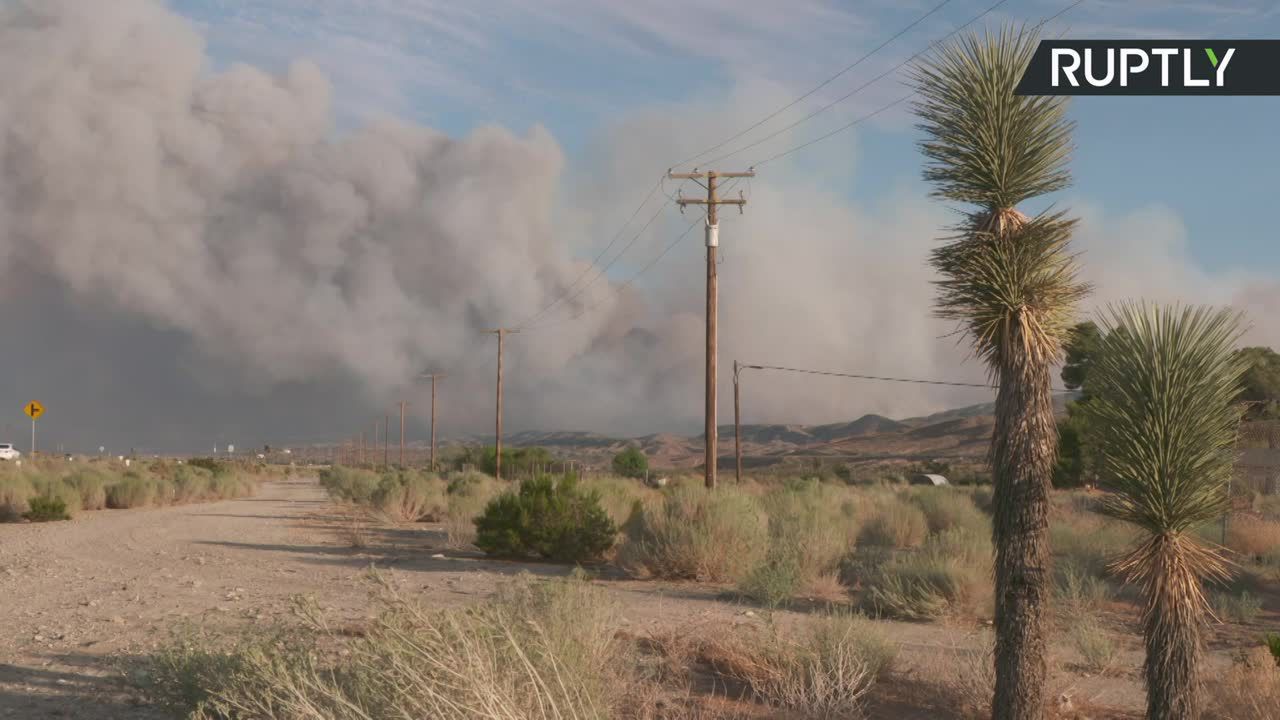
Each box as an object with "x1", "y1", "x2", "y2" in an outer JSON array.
[{"x1": 0, "y1": 477, "x2": 1210, "y2": 718}]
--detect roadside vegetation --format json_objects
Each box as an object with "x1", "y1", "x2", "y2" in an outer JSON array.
[{"x1": 0, "y1": 457, "x2": 263, "y2": 522}]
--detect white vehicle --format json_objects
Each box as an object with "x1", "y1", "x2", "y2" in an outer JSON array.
[{"x1": 0, "y1": 443, "x2": 21, "y2": 461}]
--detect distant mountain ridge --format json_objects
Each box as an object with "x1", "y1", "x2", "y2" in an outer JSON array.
[{"x1": 484, "y1": 399, "x2": 1077, "y2": 469}]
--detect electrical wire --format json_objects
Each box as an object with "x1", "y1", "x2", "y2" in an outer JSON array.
[
  {"x1": 516, "y1": 188, "x2": 672, "y2": 330},
  {"x1": 514, "y1": 174, "x2": 667, "y2": 329},
  {"x1": 743, "y1": 0, "x2": 1089, "y2": 169},
  {"x1": 672, "y1": 0, "x2": 957, "y2": 169},
  {"x1": 698, "y1": 0, "x2": 1016, "y2": 169},
  {"x1": 740, "y1": 363, "x2": 1075, "y2": 394}
]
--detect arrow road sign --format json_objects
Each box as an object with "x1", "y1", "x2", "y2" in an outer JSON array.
[{"x1": 24, "y1": 401, "x2": 44, "y2": 420}]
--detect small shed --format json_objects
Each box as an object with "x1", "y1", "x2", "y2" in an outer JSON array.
[{"x1": 910, "y1": 473, "x2": 949, "y2": 487}]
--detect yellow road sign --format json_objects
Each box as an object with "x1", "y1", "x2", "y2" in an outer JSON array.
[{"x1": 24, "y1": 401, "x2": 44, "y2": 420}]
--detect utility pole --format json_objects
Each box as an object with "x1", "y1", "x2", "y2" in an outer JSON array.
[
  {"x1": 669, "y1": 168, "x2": 754, "y2": 489},
  {"x1": 485, "y1": 329, "x2": 520, "y2": 481},
  {"x1": 734, "y1": 360, "x2": 743, "y2": 484},
  {"x1": 398, "y1": 401, "x2": 406, "y2": 468},
  {"x1": 360, "y1": 432, "x2": 365, "y2": 466},
  {"x1": 420, "y1": 373, "x2": 446, "y2": 471},
  {"x1": 384, "y1": 414, "x2": 390, "y2": 470}
]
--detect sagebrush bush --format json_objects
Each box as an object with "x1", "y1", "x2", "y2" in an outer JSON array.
[
  {"x1": 857, "y1": 531, "x2": 988, "y2": 620},
  {"x1": 1226, "y1": 515, "x2": 1280, "y2": 560},
  {"x1": 23, "y1": 495, "x2": 70, "y2": 522},
  {"x1": 373, "y1": 471, "x2": 447, "y2": 522},
  {"x1": 1204, "y1": 647, "x2": 1280, "y2": 720},
  {"x1": 318, "y1": 466, "x2": 381, "y2": 505},
  {"x1": 171, "y1": 465, "x2": 213, "y2": 503},
  {"x1": 907, "y1": 487, "x2": 989, "y2": 536},
  {"x1": 1069, "y1": 616, "x2": 1119, "y2": 674},
  {"x1": 444, "y1": 471, "x2": 501, "y2": 548},
  {"x1": 857, "y1": 498, "x2": 928, "y2": 549},
  {"x1": 618, "y1": 484, "x2": 768, "y2": 582},
  {"x1": 709, "y1": 611, "x2": 895, "y2": 718},
  {"x1": 474, "y1": 475, "x2": 617, "y2": 563},
  {"x1": 106, "y1": 476, "x2": 157, "y2": 509},
  {"x1": 1213, "y1": 590, "x2": 1263, "y2": 624},
  {"x1": 0, "y1": 473, "x2": 34, "y2": 521},
  {"x1": 65, "y1": 468, "x2": 109, "y2": 510},
  {"x1": 1049, "y1": 508, "x2": 1134, "y2": 577}
]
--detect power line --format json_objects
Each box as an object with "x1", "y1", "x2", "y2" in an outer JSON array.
[
  {"x1": 700, "y1": 0, "x2": 1016, "y2": 169},
  {"x1": 525, "y1": 209, "x2": 707, "y2": 330},
  {"x1": 513, "y1": 175, "x2": 668, "y2": 328},
  {"x1": 740, "y1": 363, "x2": 1075, "y2": 394},
  {"x1": 672, "y1": 0, "x2": 957, "y2": 169},
  {"x1": 516, "y1": 191, "x2": 673, "y2": 330},
  {"x1": 742, "y1": 0, "x2": 1089, "y2": 169}
]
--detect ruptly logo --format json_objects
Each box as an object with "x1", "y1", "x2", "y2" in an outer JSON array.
[{"x1": 1015, "y1": 40, "x2": 1280, "y2": 95}]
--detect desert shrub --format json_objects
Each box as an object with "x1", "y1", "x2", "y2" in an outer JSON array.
[
  {"x1": 907, "y1": 487, "x2": 989, "y2": 536},
  {"x1": 857, "y1": 530, "x2": 988, "y2": 621},
  {"x1": 186, "y1": 457, "x2": 228, "y2": 475},
  {"x1": 739, "y1": 552, "x2": 803, "y2": 609},
  {"x1": 443, "y1": 471, "x2": 501, "y2": 548},
  {"x1": 1265, "y1": 634, "x2": 1280, "y2": 665},
  {"x1": 171, "y1": 465, "x2": 213, "y2": 503},
  {"x1": 1050, "y1": 509, "x2": 1134, "y2": 577},
  {"x1": 710, "y1": 611, "x2": 895, "y2": 718},
  {"x1": 1055, "y1": 558, "x2": 1113, "y2": 614},
  {"x1": 209, "y1": 474, "x2": 253, "y2": 500},
  {"x1": 106, "y1": 476, "x2": 157, "y2": 509},
  {"x1": 618, "y1": 484, "x2": 767, "y2": 583},
  {"x1": 919, "y1": 634, "x2": 995, "y2": 719},
  {"x1": 147, "y1": 573, "x2": 631, "y2": 720},
  {"x1": 474, "y1": 475, "x2": 617, "y2": 563},
  {"x1": 23, "y1": 495, "x2": 70, "y2": 522},
  {"x1": 65, "y1": 468, "x2": 109, "y2": 510},
  {"x1": 373, "y1": 471, "x2": 447, "y2": 522},
  {"x1": 856, "y1": 498, "x2": 928, "y2": 549},
  {"x1": 611, "y1": 447, "x2": 648, "y2": 479},
  {"x1": 1214, "y1": 590, "x2": 1264, "y2": 624},
  {"x1": 319, "y1": 466, "x2": 381, "y2": 505},
  {"x1": 1069, "y1": 616, "x2": 1119, "y2": 674},
  {"x1": 583, "y1": 474, "x2": 656, "y2": 527},
  {"x1": 1204, "y1": 647, "x2": 1280, "y2": 720},
  {"x1": 1225, "y1": 515, "x2": 1280, "y2": 560},
  {"x1": 32, "y1": 478, "x2": 83, "y2": 515},
  {"x1": 763, "y1": 480, "x2": 861, "y2": 579},
  {"x1": 0, "y1": 473, "x2": 34, "y2": 521}
]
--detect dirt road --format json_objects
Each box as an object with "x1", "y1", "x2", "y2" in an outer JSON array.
[{"x1": 0, "y1": 478, "x2": 1151, "y2": 719}]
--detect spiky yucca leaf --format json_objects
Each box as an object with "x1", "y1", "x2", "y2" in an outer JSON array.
[
  {"x1": 931, "y1": 210, "x2": 1091, "y2": 370},
  {"x1": 911, "y1": 25, "x2": 1074, "y2": 209},
  {"x1": 1087, "y1": 304, "x2": 1247, "y2": 537},
  {"x1": 1084, "y1": 303, "x2": 1247, "y2": 720}
]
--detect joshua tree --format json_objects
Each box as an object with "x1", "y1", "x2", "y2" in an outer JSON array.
[
  {"x1": 1084, "y1": 304, "x2": 1246, "y2": 720},
  {"x1": 911, "y1": 26, "x2": 1091, "y2": 718}
]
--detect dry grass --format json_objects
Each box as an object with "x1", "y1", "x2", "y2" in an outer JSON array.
[
  {"x1": 702, "y1": 612, "x2": 896, "y2": 719},
  {"x1": 916, "y1": 633, "x2": 996, "y2": 719},
  {"x1": 1224, "y1": 515, "x2": 1280, "y2": 560},
  {"x1": 857, "y1": 498, "x2": 929, "y2": 550},
  {"x1": 1067, "y1": 617, "x2": 1120, "y2": 675},
  {"x1": 148, "y1": 573, "x2": 641, "y2": 720},
  {"x1": 1204, "y1": 647, "x2": 1280, "y2": 720}
]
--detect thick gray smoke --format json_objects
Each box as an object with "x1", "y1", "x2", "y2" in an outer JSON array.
[{"x1": 0, "y1": 1, "x2": 1274, "y2": 452}]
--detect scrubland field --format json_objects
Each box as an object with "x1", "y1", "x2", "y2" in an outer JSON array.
[{"x1": 81, "y1": 466, "x2": 1273, "y2": 720}]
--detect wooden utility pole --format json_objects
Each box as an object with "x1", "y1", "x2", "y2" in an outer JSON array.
[
  {"x1": 360, "y1": 432, "x2": 365, "y2": 466},
  {"x1": 398, "y1": 401, "x2": 406, "y2": 467},
  {"x1": 420, "y1": 373, "x2": 446, "y2": 471},
  {"x1": 734, "y1": 360, "x2": 743, "y2": 484},
  {"x1": 669, "y1": 169, "x2": 754, "y2": 489},
  {"x1": 384, "y1": 414, "x2": 390, "y2": 469},
  {"x1": 485, "y1": 329, "x2": 520, "y2": 481}
]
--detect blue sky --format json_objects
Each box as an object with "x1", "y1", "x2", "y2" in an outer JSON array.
[{"x1": 170, "y1": 0, "x2": 1280, "y2": 272}]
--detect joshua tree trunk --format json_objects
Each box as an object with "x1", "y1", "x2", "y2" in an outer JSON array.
[
  {"x1": 991, "y1": 320, "x2": 1057, "y2": 720},
  {"x1": 1143, "y1": 535, "x2": 1206, "y2": 720}
]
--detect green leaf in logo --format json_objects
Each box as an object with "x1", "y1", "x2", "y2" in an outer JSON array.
[{"x1": 1206, "y1": 48, "x2": 1220, "y2": 68}]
